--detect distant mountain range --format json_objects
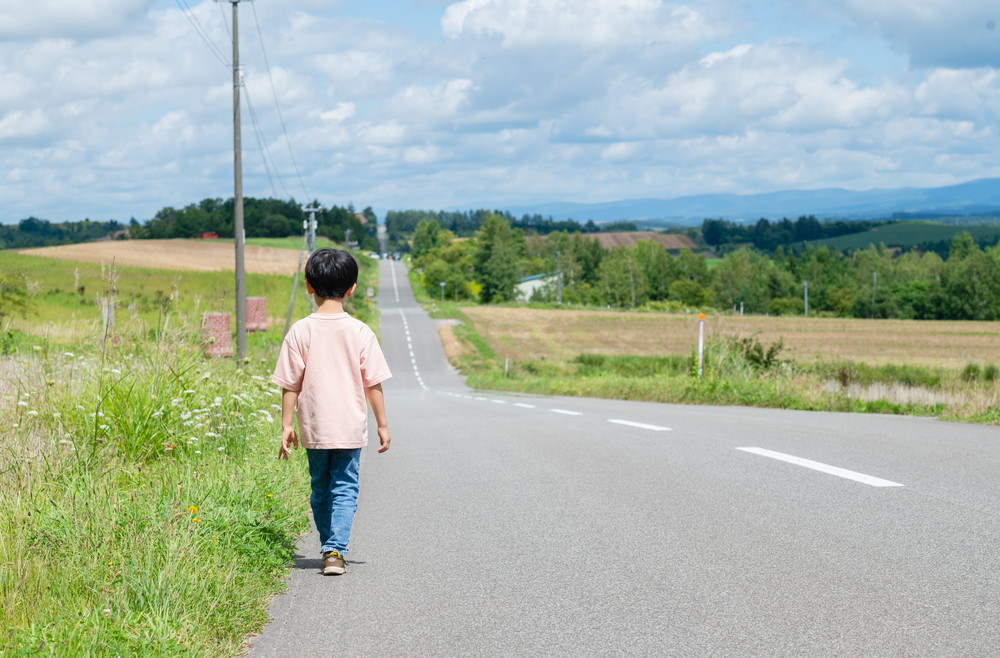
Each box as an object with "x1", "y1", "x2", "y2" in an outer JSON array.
[{"x1": 499, "y1": 178, "x2": 1000, "y2": 226}]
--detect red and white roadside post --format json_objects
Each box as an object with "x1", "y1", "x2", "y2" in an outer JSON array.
[{"x1": 697, "y1": 312, "x2": 705, "y2": 378}]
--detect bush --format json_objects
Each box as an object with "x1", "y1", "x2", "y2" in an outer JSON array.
[{"x1": 961, "y1": 363, "x2": 982, "y2": 381}]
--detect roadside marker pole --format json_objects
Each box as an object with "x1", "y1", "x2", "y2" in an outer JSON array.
[
  {"x1": 504, "y1": 354, "x2": 510, "y2": 377},
  {"x1": 697, "y1": 312, "x2": 705, "y2": 378}
]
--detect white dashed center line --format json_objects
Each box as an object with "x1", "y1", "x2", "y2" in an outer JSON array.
[
  {"x1": 737, "y1": 447, "x2": 904, "y2": 488},
  {"x1": 608, "y1": 419, "x2": 671, "y2": 432},
  {"x1": 550, "y1": 409, "x2": 582, "y2": 416},
  {"x1": 514, "y1": 403, "x2": 536, "y2": 409}
]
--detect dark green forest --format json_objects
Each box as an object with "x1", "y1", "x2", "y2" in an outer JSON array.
[
  {"x1": 1, "y1": 217, "x2": 128, "y2": 249},
  {"x1": 133, "y1": 198, "x2": 378, "y2": 251},
  {"x1": 2, "y1": 198, "x2": 379, "y2": 252},
  {"x1": 385, "y1": 209, "x2": 637, "y2": 252},
  {"x1": 409, "y1": 213, "x2": 1000, "y2": 321}
]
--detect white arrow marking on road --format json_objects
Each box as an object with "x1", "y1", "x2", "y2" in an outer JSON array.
[
  {"x1": 608, "y1": 419, "x2": 671, "y2": 432},
  {"x1": 737, "y1": 447, "x2": 904, "y2": 488}
]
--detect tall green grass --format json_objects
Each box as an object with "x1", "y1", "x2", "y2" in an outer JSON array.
[
  {"x1": 1, "y1": 329, "x2": 310, "y2": 655},
  {"x1": 0, "y1": 250, "x2": 383, "y2": 655}
]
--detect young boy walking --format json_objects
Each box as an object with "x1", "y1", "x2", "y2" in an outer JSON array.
[{"x1": 271, "y1": 248, "x2": 392, "y2": 576}]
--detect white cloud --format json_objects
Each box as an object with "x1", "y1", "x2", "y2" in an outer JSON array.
[
  {"x1": 0, "y1": 0, "x2": 153, "y2": 40},
  {"x1": 1, "y1": 0, "x2": 1000, "y2": 222},
  {"x1": 442, "y1": 0, "x2": 729, "y2": 48},
  {"x1": 792, "y1": 0, "x2": 1000, "y2": 69}
]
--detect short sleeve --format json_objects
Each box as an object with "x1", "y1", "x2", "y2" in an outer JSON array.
[
  {"x1": 359, "y1": 330, "x2": 392, "y2": 388},
  {"x1": 271, "y1": 333, "x2": 305, "y2": 392}
]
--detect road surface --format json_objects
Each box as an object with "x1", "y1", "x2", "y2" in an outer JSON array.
[{"x1": 248, "y1": 258, "x2": 1000, "y2": 656}]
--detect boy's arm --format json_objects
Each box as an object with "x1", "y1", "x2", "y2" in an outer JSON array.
[
  {"x1": 278, "y1": 388, "x2": 299, "y2": 460},
  {"x1": 366, "y1": 383, "x2": 391, "y2": 453}
]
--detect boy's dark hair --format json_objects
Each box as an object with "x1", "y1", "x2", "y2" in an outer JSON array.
[{"x1": 305, "y1": 248, "x2": 359, "y2": 299}]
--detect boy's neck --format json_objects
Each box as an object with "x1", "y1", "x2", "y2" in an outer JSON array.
[{"x1": 314, "y1": 296, "x2": 347, "y2": 314}]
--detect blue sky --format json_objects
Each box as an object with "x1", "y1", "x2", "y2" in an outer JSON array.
[{"x1": 1, "y1": 0, "x2": 999, "y2": 222}]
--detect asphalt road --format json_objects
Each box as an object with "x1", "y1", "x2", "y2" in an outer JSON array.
[{"x1": 248, "y1": 258, "x2": 1000, "y2": 657}]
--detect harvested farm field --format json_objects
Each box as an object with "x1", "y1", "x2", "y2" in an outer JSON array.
[
  {"x1": 17, "y1": 239, "x2": 301, "y2": 275},
  {"x1": 460, "y1": 306, "x2": 1000, "y2": 369}
]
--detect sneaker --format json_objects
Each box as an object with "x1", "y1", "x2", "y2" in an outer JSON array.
[{"x1": 323, "y1": 551, "x2": 346, "y2": 576}]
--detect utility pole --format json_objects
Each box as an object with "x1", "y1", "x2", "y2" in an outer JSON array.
[
  {"x1": 229, "y1": 0, "x2": 247, "y2": 363},
  {"x1": 803, "y1": 280, "x2": 809, "y2": 317},
  {"x1": 303, "y1": 205, "x2": 319, "y2": 252}
]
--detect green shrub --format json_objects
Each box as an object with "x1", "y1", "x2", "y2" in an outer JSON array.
[{"x1": 961, "y1": 363, "x2": 981, "y2": 381}]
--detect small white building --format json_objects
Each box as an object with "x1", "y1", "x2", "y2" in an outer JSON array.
[{"x1": 516, "y1": 272, "x2": 558, "y2": 300}]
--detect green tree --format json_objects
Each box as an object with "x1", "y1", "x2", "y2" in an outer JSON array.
[
  {"x1": 411, "y1": 220, "x2": 443, "y2": 259},
  {"x1": 474, "y1": 214, "x2": 525, "y2": 303},
  {"x1": 633, "y1": 240, "x2": 676, "y2": 301},
  {"x1": 711, "y1": 248, "x2": 770, "y2": 312},
  {"x1": 599, "y1": 246, "x2": 647, "y2": 308}
]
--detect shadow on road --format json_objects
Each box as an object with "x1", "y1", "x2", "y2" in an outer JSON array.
[{"x1": 292, "y1": 553, "x2": 367, "y2": 572}]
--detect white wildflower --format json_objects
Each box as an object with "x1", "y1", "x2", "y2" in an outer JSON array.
[
  {"x1": 184, "y1": 389, "x2": 196, "y2": 395},
  {"x1": 64, "y1": 352, "x2": 75, "y2": 357},
  {"x1": 217, "y1": 446, "x2": 225, "y2": 451},
  {"x1": 180, "y1": 411, "x2": 192, "y2": 420},
  {"x1": 27, "y1": 410, "x2": 38, "y2": 417},
  {"x1": 110, "y1": 369, "x2": 121, "y2": 375}
]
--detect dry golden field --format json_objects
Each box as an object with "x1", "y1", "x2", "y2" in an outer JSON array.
[
  {"x1": 461, "y1": 306, "x2": 1000, "y2": 369},
  {"x1": 18, "y1": 238, "x2": 301, "y2": 275}
]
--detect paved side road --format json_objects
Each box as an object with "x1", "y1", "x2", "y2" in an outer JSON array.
[{"x1": 248, "y1": 259, "x2": 1000, "y2": 657}]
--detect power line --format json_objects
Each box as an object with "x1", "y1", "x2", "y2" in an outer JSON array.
[
  {"x1": 242, "y1": 81, "x2": 287, "y2": 198},
  {"x1": 250, "y1": 0, "x2": 312, "y2": 201},
  {"x1": 175, "y1": 0, "x2": 230, "y2": 69}
]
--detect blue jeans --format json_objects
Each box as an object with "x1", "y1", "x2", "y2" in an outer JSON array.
[{"x1": 306, "y1": 448, "x2": 362, "y2": 556}]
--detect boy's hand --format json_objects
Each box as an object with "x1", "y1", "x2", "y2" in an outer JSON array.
[
  {"x1": 376, "y1": 426, "x2": 391, "y2": 453},
  {"x1": 278, "y1": 426, "x2": 298, "y2": 460}
]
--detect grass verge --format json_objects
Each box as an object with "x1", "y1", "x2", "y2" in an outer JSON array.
[
  {"x1": 1, "y1": 250, "x2": 382, "y2": 655},
  {"x1": 412, "y1": 272, "x2": 1000, "y2": 425}
]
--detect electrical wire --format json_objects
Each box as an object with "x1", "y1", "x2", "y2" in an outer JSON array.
[
  {"x1": 250, "y1": 0, "x2": 312, "y2": 202},
  {"x1": 242, "y1": 83, "x2": 286, "y2": 198},
  {"x1": 175, "y1": 0, "x2": 230, "y2": 70}
]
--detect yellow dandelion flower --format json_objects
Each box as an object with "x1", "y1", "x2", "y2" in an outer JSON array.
[
  {"x1": 266, "y1": 494, "x2": 272, "y2": 498},
  {"x1": 192, "y1": 517, "x2": 201, "y2": 523},
  {"x1": 187, "y1": 506, "x2": 198, "y2": 514}
]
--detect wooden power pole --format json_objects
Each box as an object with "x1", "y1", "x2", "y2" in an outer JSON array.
[{"x1": 230, "y1": 0, "x2": 247, "y2": 363}]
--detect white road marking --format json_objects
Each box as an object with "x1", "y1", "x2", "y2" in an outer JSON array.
[
  {"x1": 514, "y1": 403, "x2": 536, "y2": 409},
  {"x1": 390, "y1": 261, "x2": 400, "y2": 302},
  {"x1": 550, "y1": 409, "x2": 582, "y2": 416},
  {"x1": 736, "y1": 447, "x2": 904, "y2": 488},
  {"x1": 475, "y1": 397, "x2": 488, "y2": 401},
  {"x1": 608, "y1": 419, "x2": 671, "y2": 432},
  {"x1": 491, "y1": 399, "x2": 507, "y2": 404}
]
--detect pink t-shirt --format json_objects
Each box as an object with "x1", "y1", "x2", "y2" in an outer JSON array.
[{"x1": 271, "y1": 312, "x2": 392, "y2": 449}]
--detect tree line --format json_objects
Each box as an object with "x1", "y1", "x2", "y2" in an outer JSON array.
[
  {"x1": 133, "y1": 198, "x2": 379, "y2": 251},
  {"x1": 385, "y1": 209, "x2": 637, "y2": 252},
  {"x1": 2, "y1": 198, "x2": 380, "y2": 252},
  {"x1": 411, "y1": 214, "x2": 1000, "y2": 321},
  {"x1": 702, "y1": 217, "x2": 887, "y2": 252},
  {"x1": 1, "y1": 217, "x2": 128, "y2": 249}
]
